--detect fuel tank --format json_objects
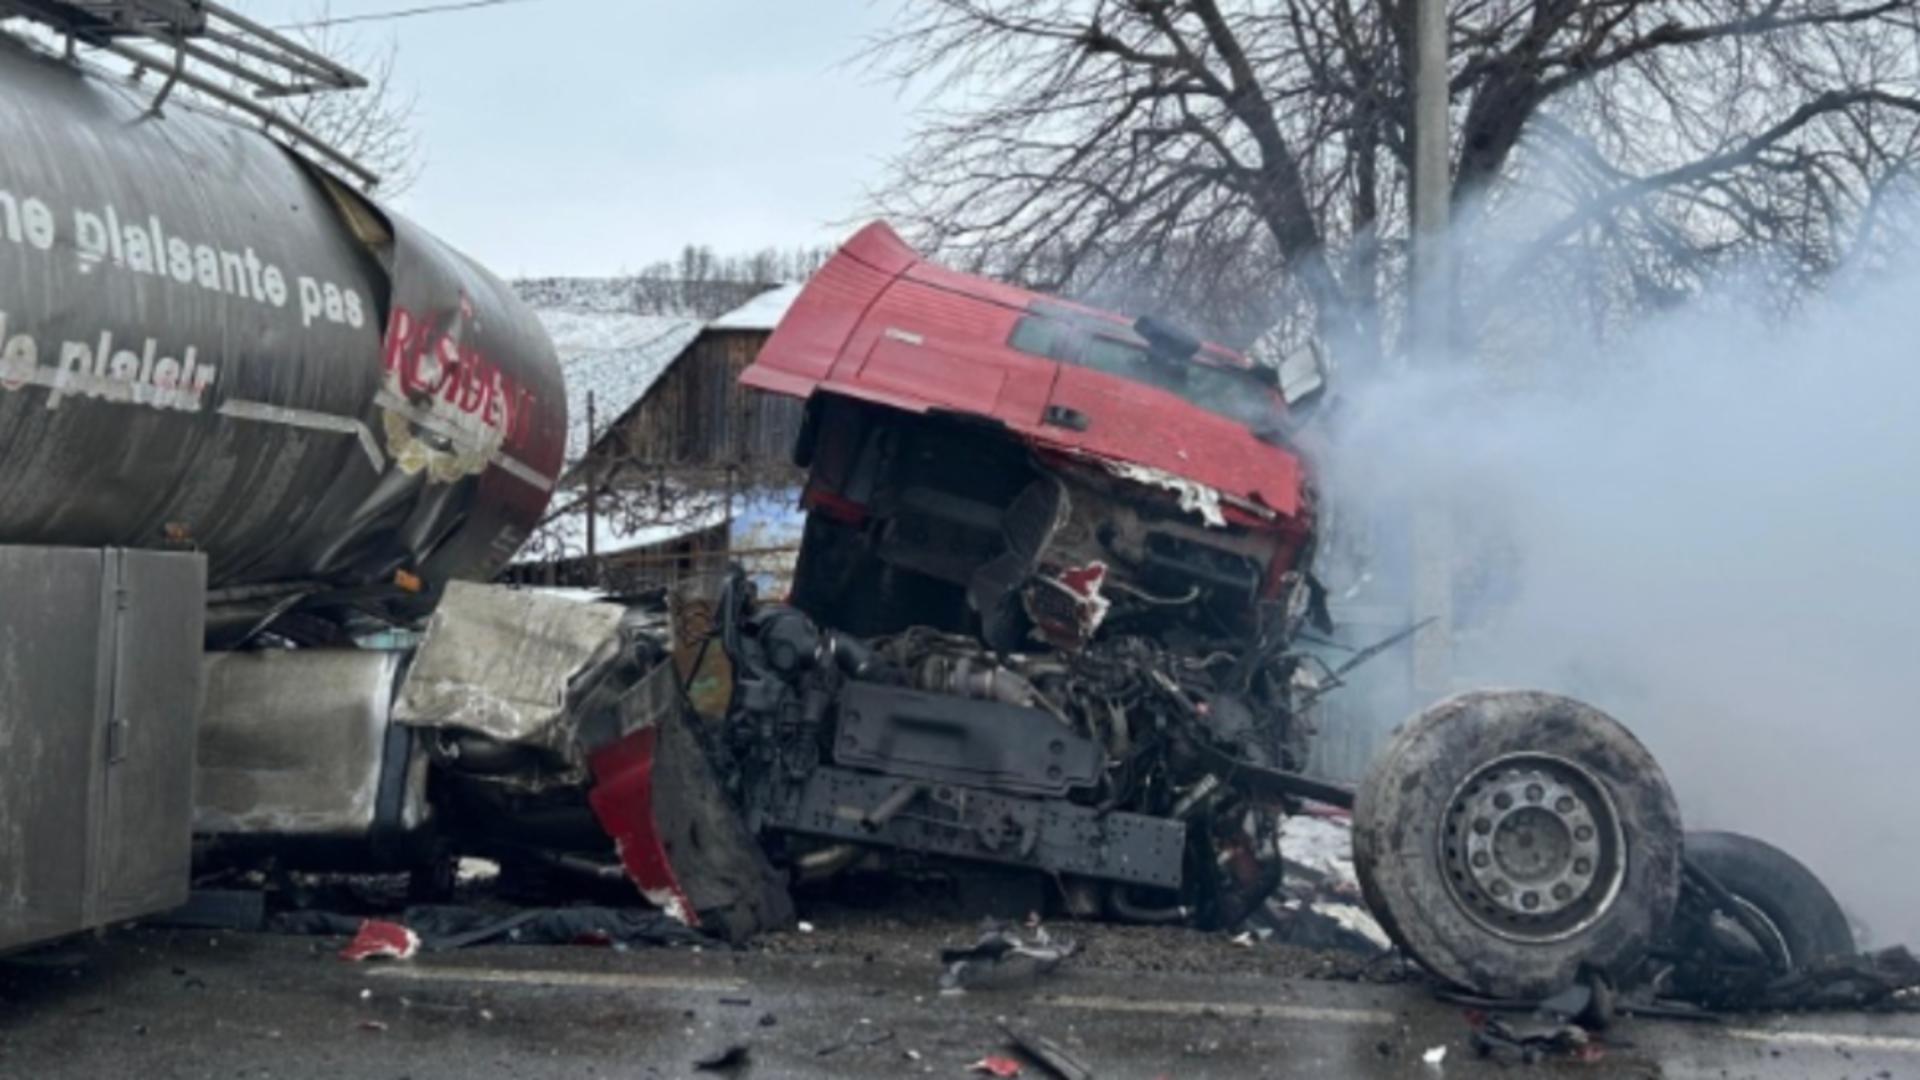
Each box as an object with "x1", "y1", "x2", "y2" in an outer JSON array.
[{"x1": 0, "y1": 38, "x2": 565, "y2": 617}]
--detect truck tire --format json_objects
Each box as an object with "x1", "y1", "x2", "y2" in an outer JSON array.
[
  {"x1": 1685, "y1": 830, "x2": 1855, "y2": 967},
  {"x1": 1353, "y1": 690, "x2": 1683, "y2": 999}
]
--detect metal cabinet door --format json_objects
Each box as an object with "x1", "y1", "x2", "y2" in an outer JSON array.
[
  {"x1": 91, "y1": 549, "x2": 205, "y2": 927},
  {"x1": 0, "y1": 548, "x2": 106, "y2": 952}
]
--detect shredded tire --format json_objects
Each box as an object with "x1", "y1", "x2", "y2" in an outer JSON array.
[
  {"x1": 1353, "y1": 690, "x2": 1682, "y2": 999},
  {"x1": 1685, "y1": 830, "x2": 1855, "y2": 967}
]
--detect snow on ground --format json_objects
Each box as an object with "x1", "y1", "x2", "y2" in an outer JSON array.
[
  {"x1": 1275, "y1": 812, "x2": 1393, "y2": 951},
  {"x1": 522, "y1": 502, "x2": 730, "y2": 563},
  {"x1": 1281, "y1": 812, "x2": 1360, "y2": 893}
]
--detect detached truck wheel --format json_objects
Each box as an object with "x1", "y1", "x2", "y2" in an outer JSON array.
[
  {"x1": 1685, "y1": 830, "x2": 1855, "y2": 966},
  {"x1": 1353, "y1": 690, "x2": 1683, "y2": 999}
]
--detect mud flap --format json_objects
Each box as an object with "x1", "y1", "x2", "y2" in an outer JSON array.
[{"x1": 583, "y1": 660, "x2": 794, "y2": 943}]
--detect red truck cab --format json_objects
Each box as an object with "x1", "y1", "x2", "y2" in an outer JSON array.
[{"x1": 745, "y1": 222, "x2": 1315, "y2": 647}]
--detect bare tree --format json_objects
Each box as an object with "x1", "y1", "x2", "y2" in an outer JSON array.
[
  {"x1": 282, "y1": 10, "x2": 421, "y2": 196},
  {"x1": 868, "y1": 0, "x2": 1920, "y2": 365}
]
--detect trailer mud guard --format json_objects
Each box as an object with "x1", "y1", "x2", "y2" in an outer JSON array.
[{"x1": 585, "y1": 661, "x2": 794, "y2": 944}]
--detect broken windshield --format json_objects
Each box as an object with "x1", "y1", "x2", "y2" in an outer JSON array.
[{"x1": 1008, "y1": 311, "x2": 1282, "y2": 429}]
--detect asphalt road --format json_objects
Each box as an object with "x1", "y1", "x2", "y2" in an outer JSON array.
[{"x1": 2, "y1": 925, "x2": 1917, "y2": 1079}]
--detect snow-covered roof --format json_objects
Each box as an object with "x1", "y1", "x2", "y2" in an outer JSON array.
[
  {"x1": 533, "y1": 308, "x2": 703, "y2": 461},
  {"x1": 709, "y1": 282, "x2": 802, "y2": 332},
  {"x1": 515, "y1": 278, "x2": 803, "y2": 465}
]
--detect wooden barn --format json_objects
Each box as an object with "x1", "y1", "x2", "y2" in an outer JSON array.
[
  {"x1": 509, "y1": 283, "x2": 809, "y2": 597},
  {"x1": 574, "y1": 283, "x2": 807, "y2": 494}
]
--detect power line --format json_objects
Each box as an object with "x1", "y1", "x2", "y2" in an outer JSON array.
[{"x1": 275, "y1": 0, "x2": 550, "y2": 32}]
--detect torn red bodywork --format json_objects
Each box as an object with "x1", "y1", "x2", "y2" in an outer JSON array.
[
  {"x1": 340, "y1": 919, "x2": 420, "y2": 962},
  {"x1": 586, "y1": 727, "x2": 697, "y2": 928}
]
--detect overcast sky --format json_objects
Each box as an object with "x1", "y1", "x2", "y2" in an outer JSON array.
[{"x1": 248, "y1": 1, "x2": 921, "y2": 278}]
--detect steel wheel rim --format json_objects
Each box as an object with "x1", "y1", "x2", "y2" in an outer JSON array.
[{"x1": 1439, "y1": 752, "x2": 1627, "y2": 943}]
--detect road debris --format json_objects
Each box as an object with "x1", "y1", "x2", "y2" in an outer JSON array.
[
  {"x1": 1000, "y1": 1020, "x2": 1097, "y2": 1080},
  {"x1": 1676, "y1": 945, "x2": 1920, "y2": 1012},
  {"x1": 279, "y1": 905, "x2": 708, "y2": 953},
  {"x1": 338, "y1": 920, "x2": 419, "y2": 962},
  {"x1": 1470, "y1": 1015, "x2": 1601, "y2": 1065},
  {"x1": 940, "y1": 923, "x2": 1078, "y2": 993},
  {"x1": 1421, "y1": 1044, "x2": 1447, "y2": 1065},
  {"x1": 1464, "y1": 984, "x2": 1610, "y2": 1066},
  {"x1": 970, "y1": 1055, "x2": 1024, "y2": 1077}
]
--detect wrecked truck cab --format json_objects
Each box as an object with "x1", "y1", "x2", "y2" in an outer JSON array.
[
  {"x1": 745, "y1": 221, "x2": 1318, "y2": 650},
  {"x1": 714, "y1": 222, "x2": 1692, "y2": 996},
  {"x1": 698, "y1": 223, "x2": 1335, "y2": 928}
]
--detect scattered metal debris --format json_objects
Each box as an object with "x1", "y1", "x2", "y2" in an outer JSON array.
[
  {"x1": 277, "y1": 905, "x2": 708, "y2": 954},
  {"x1": 940, "y1": 923, "x2": 1078, "y2": 993},
  {"x1": 338, "y1": 921, "x2": 419, "y2": 962},
  {"x1": 1471, "y1": 1015, "x2": 1601, "y2": 1065},
  {"x1": 1465, "y1": 976, "x2": 1613, "y2": 1064},
  {"x1": 1000, "y1": 1020, "x2": 1097, "y2": 1080}
]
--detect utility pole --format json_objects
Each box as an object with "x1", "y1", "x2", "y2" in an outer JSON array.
[
  {"x1": 585, "y1": 390, "x2": 598, "y2": 562},
  {"x1": 1408, "y1": 0, "x2": 1454, "y2": 701}
]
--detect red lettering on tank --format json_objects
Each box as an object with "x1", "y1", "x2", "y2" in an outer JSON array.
[
  {"x1": 382, "y1": 306, "x2": 413, "y2": 376},
  {"x1": 380, "y1": 301, "x2": 541, "y2": 455}
]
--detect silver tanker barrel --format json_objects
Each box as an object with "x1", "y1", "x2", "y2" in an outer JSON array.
[{"x1": 0, "y1": 37, "x2": 565, "y2": 636}]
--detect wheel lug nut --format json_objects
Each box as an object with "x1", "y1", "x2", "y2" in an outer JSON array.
[
  {"x1": 1472, "y1": 852, "x2": 1491, "y2": 869},
  {"x1": 1574, "y1": 858, "x2": 1592, "y2": 875},
  {"x1": 1552, "y1": 883, "x2": 1572, "y2": 901},
  {"x1": 1474, "y1": 818, "x2": 1492, "y2": 835},
  {"x1": 1521, "y1": 891, "x2": 1540, "y2": 910},
  {"x1": 1525, "y1": 783, "x2": 1544, "y2": 802},
  {"x1": 1574, "y1": 825, "x2": 1594, "y2": 842},
  {"x1": 1555, "y1": 796, "x2": 1575, "y2": 813},
  {"x1": 1490, "y1": 880, "x2": 1509, "y2": 896},
  {"x1": 1493, "y1": 792, "x2": 1514, "y2": 810}
]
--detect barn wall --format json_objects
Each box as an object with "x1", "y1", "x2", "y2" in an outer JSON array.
[{"x1": 594, "y1": 329, "x2": 806, "y2": 482}]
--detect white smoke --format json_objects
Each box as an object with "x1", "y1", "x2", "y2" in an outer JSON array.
[{"x1": 1323, "y1": 249, "x2": 1920, "y2": 948}]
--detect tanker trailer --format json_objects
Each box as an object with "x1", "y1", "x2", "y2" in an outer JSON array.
[{"x1": 0, "y1": 17, "x2": 566, "y2": 951}]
